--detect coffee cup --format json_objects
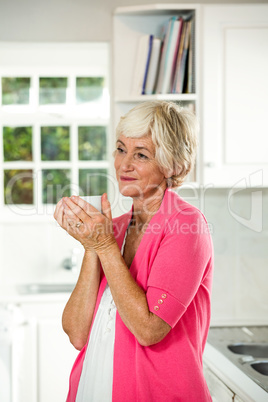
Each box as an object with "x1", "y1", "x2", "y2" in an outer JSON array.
[{"x1": 80, "y1": 195, "x2": 102, "y2": 212}]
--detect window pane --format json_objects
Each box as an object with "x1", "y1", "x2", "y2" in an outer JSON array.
[
  {"x1": 3, "y1": 126, "x2": 32, "y2": 161},
  {"x1": 76, "y1": 77, "x2": 105, "y2": 104},
  {"x1": 42, "y1": 169, "x2": 71, "y2": 204},
  {"x1": 1, "y1": 77, "x2": 30, "y2": 105},
  {"x1": 41, "y1": 126, "x2": 70, "y2": 161},
  {"x1": 4, "y1": 169, "x2": 33, "y2": 204},
  {"x1": 39, "y1": 77, "x2": 68, "y2": 104},
  {"x1": 78, "y1": 126, "x2": 107, "y2": 161},
  {"x1": 79, "y1": 169, "x2": 107, "y2": 196}
]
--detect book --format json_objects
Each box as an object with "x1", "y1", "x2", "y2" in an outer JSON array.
[
  {"x1": 177, "y1": 20, "x2": 191, "y2": 93},
  {"x1": 142, "y1": 35, "x2": 153, "y2": 94},
  {"x1": 186, "y1": 17, "x2": 195, "y2": 93},
  {"x1": 156, "y1": 16, "x2": 177, "y2": 94},
  {"x1": 170, "y1": 17, "x2": 184, "y2": 91},
  {"x1": 161, "y1": 18, "x2": 183, "y2": 94},
  {"x1": 172, "y1": 20, "x2": 187, "y2": 93},
  {"x1": 144, "y1": 37, "x2": 161, "y2": 95},
  {"x1": 131, "y1": 34, "x2": 153, "y2": 96}
]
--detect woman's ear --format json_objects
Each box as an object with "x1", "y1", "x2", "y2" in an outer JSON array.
[{"x1": 163, "y1": 167, "x2": 174, "y2": 179}]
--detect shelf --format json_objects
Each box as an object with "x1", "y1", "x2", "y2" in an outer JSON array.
[
  {"x1": 114, "y1": 4, "x2": 199, "y2": 16},
  {"x1": 115, "y1": 94, "x2": 197, "y2": 103}
]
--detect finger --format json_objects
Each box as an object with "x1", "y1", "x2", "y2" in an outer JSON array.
[
  {"x1": 54, "y1": 199, "x2": 65, "y2": 227},
  {"x1": 62, "y1": 208, "x2": 78, "y2": 229},
  {"x1": 63, "y1": 197, "x2": 90, "y2": 222},
  {"x1": 63, "y1": 213, "x2": 76, "y2": 233},
  {"x1": 101, "y1": 193, "x2": 112, "y2": 221},
  {"x1": 53, "y1": 199, "x2": 63, "y2": 220},
  {"x1": 62, "y1": 204, "x2": 81, "y2": 227}
]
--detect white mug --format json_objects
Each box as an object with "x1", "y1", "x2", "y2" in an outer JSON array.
[{"x1": 80, "y1": 195, "x2": 102, "y2": 212}]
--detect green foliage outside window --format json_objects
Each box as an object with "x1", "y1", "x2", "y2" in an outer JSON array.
[
  {"x1": 39, "y1": 77, "x2": 68, "y2": 104},
  {"x1": 79, "y1": 169, "x2": 107, "y2": 196},
  {"x1": 3, "y1": 126, "x2": 32, "y2": 162},
  {"x1": 41, "y1": 126, "x2": 70, "y2": 161},
  {"x1": 42, "y1": 169, "x2": 71, "y2": 204},
  {"x1": 76, "y1": 77, "x2": 105, "y2": 103},
  {"x1": 1, "y1": 77, "x2": 30, "y2": 105},
  {"x1": 4, "y1": 169, "x2": 33, "y2": 204},
  {"x1": 1, "y1": 72, "x2": 109, "y2": 205},
  {"x1": 78, "y1": 126, "x2": 107, "y2": 160}
]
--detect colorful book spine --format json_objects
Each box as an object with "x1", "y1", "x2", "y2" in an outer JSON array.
[
  {"x1": 131, "y1": 34, "x2": 152, "y2": 96},
  {"x1": 172, "y1": 20, "x2": 186, "y2": 93},
  {"x1": 144, "y1": 38, "x2": 161, "y2": 95},
  {"x1": 161, "y1": 18, "x2": 182, "y2": 94},
  {"x1": 170, "y1": 18, "x2": 183, "y2": 91},
  {"x1": 156, "y1": 16, "x2": 176, "y2": 94},
  {"x1": 176, "y1": 20, "x2": 191, "y2": 93},
  {"x1": 142, "y1": 35, "x2": 154, "y2": 95}
]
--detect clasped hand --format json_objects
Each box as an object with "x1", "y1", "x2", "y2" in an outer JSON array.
[{"x1": 53, "y1": 194, "x2": 115, "y2": 253}]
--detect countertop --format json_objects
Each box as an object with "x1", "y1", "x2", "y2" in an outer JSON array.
[{"x1": 0, "y1": 284, "x2": 73, "y2": 304}]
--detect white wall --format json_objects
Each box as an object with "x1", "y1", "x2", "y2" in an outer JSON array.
[
  {"x1": 194, "y1": 188, "x2": 268, "y2": 325},
  {"x1": 0, "y1": 0, "x2": 267, "y2": 42}
]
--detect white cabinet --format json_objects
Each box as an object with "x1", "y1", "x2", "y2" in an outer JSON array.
[
  {"x1": 37, "y1": 318, "x2": 78, "y2": 402},
  {"x1": 14, "y1": 300, "x2": 78, "y2": 402},
  {"x1": 234, "y1": 396, "x2": 245, "y2": 402},
  {"x1": 202, "y1": 4, "x2": 268, "y2": 187},
  {"x1": 113, "y1": 4, "x2": 200, "y2": 184},
  {"x1": 204, "y1": 365, "x2": 235, "y2": 402}
]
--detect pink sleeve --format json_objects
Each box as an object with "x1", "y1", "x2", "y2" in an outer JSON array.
[{"x1": 146, "y1": 210, "x2": 212, "y2": 328}]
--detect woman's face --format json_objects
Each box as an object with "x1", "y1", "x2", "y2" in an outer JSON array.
[{"x1": 114, "y1": 134, "x2": 167, "y2": 199}]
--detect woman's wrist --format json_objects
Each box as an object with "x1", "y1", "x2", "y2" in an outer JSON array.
[{"x1": 95, "y1": 235, "x2": 118, "y2": 257}]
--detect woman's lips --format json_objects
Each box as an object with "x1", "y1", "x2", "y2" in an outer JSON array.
[{"x1": 120, "y1": 176, "x2": 137, "y2": 182}]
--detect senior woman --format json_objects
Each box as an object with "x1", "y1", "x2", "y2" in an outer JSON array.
[{"x1": 54, "y1": 101, "x2": 213, "y2": 401}]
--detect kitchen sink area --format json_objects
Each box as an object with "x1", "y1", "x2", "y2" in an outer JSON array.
[
  {"x1": 17, "y1": 283, "x2": 75, "y2": 294},
  {"x1": 206, "y1": 326, "x2": 268, "y2": 397}
]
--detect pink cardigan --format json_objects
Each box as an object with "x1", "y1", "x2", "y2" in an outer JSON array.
[{"x1": 66, "y1": 189, "x2": 213, "y2": 402}]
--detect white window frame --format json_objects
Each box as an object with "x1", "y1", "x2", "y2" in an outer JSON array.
[{"x1": 0, "y1": 42, "x2": 111, "y2": 222}]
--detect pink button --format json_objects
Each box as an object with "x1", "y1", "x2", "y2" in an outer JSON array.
[
  {"x1": 154, "y1": 306, "x2": 159, "y2": 311},
  {"x1": 161, "y1": 294, "x2": 167, "y2": 299},
  {"x1": 158, "y1": 299, "x2": 163, "y2": 304}
]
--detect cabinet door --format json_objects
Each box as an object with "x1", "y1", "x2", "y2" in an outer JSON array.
[
  {"x1": 234, "y1": 396, "x2": 244, "y2": 402},
  {"x1": 204, "y1": 366, "x2": 235, "y2": 402},
  {"x1": 202, "y1": 5, "x2": 268, "y2": 187},
  {"x1": 38, "y1": 318, "x2": 78, "y2": 402}
]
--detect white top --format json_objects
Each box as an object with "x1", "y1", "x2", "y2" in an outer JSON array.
[{"x1": 76, "y1": 231, "x2": 127, "y2": 402}]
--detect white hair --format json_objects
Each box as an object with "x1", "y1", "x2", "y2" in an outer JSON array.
[{"x1": 115, "y1": 101, "x2": 198, "y2": 188}]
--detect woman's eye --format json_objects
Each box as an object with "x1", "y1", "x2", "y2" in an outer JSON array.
[
  {"x1": 117, "y1": 147, "x2": 124, "y2": 153},
  {"x1": 138, "y1": 153, "x2": 148, "y2": 159}
]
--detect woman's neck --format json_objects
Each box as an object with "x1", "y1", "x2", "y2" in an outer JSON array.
[{"x1": 131, "y1": 186, "x2": 166, "y2": 229}]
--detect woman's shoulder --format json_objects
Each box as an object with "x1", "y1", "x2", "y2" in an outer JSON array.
[
  {"x1": 158, "y1": 191, "x2": 213, "y2": 253},
  {"x1": 159, "y1": 190, "x2": 212, "y2": 235},
  {"x1": 162, "y1": 189, "x2": 204, "y2": 219}
]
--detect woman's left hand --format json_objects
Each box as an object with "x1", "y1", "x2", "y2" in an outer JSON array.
[{"x1": 61, "y1": 194, "x2": 116, "y2": 253}]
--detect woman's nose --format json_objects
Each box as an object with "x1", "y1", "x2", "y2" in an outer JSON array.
[{"x1": 121, "y1": 153, "x2": 134, "y2": 171}]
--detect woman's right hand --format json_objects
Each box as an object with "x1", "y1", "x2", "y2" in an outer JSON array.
[
  {"x1": 53, "y1": 195, "x2": 114, "y2": 253},
  {"x1": 53, "y1": 198, "x2": 87, "y2": 246}
]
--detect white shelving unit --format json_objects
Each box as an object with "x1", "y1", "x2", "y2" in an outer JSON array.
[{"x1": 113, "y1": 4, "x2": 200, "y2": 184}]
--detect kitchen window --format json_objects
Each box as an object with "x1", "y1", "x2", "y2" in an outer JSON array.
[{"x1": 0, "y1": 43, "x2": 110, "y2": 219}]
